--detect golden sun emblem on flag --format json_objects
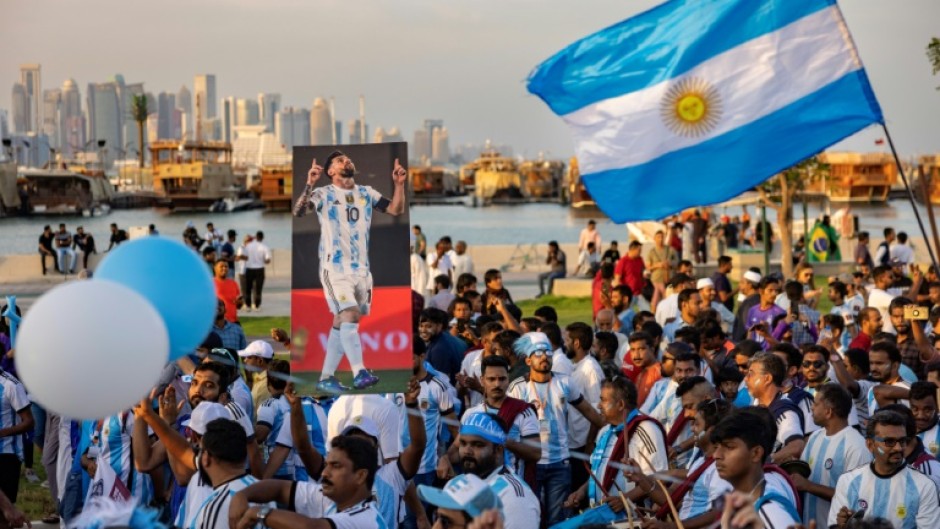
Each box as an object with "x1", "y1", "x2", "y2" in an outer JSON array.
[{"x1": 661, "y1": 77, "x2": 723, "y2": 137}]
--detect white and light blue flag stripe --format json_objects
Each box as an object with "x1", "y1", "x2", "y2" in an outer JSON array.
[{"x1": 527, "y1": 0, "x2": 883, "y2": 223}]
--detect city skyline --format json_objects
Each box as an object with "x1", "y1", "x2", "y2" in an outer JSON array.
[{"x1": 2, "y1": 0, "x2": 939, "y2": 159}]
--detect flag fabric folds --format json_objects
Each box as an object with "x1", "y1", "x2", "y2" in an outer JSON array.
[{"x1": 527, "y1": 0, "x2": 884, "y2": 223}]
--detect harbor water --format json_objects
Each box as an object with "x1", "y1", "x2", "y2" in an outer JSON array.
[{"x1": 0, "y1": 200, "x2": 933, "y2": 257}]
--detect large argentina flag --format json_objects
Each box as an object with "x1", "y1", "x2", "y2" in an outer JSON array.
[{"x1": 527, "y1": 0, "x2": 883, "y2": 223}]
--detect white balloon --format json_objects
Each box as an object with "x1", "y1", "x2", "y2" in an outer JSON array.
[{"x1": 16, "y1": 280, "x2": 169, "y2": 420}]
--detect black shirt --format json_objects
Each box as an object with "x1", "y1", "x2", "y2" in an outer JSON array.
[{"x1": 38, "y1": 232, "x2": 55, "y2": 252}]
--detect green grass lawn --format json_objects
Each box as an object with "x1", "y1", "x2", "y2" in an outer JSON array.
[
  {"x1": 15, "y1": 451, "x2": 54, "y2": 521},
  {"x1": 516, "y1": 296, "x2": 593, "y2": 327}
]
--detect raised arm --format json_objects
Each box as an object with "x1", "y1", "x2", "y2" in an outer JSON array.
[
  {"x1": 285, "y1": 384, "x2": 323, "y2": 478},
  {"x1": 386, "y1": 158, "x2": 407, "y2": 216},
  {"x1": 293, "y1": 159, "x2": 321, "y2": 218},
  {"x1": 399, "y1": 377, "x2": 427, "y2": 479}
]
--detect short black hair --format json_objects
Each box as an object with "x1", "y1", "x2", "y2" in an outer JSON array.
[
  {"x1": 674, "y1": 351, "x2": 702, "y2": 368},
  {"x1": 194, "y1": 362, "x2": 230, "y2": 388},
  {"x1": 614, "y1": 285, "x2": 633, "y2": 303},
  {"x1": 602, "y1": 377, "x2": 638, "y2": 410},
  {"x1": 674, "y1": 326, "x2": 701, "y2": 350},
  {"x1": 710, "y1": 407, "x2": 776, "y2": 462},
  {"x1": 909, "y1": 381, "x2": 938, "y2": 403},
  {"x1": 521, "y1": 317, "x2": 543, "y2": 332},
  {"x1": 481, "y1": 354, "x2": 510, "y2": 376},
  {"x1": 565, "y1": 322, "x2": 593, "y2": 352},
  {"x1": 479, "y1": 321, "x2": 504, "y2": 337},
  {"x1": 770, "y1": 343, "x2": 802, "y2": 370},
  {"x1": 678, "y1": 288, "x2": 699, "y2": 308},
  {"x1": 697, "y1": 319, "x2": 724, "y2": 340},
  {"x1": 829, "y1": 281, "x2": 848, "y2": 298},
  {"x1": 593, "y1": 332, "x2": 619, "y2": 356},
  {"x1": 628, "y1": 331, "x2": 654, "y2": 348},
  {"x1": 419, "y1": 308, "x2": 449, "y2": 326},
  {"x1": 758, "y1": 277, "x2": 780, "y2": 291},
  {"x1": 456, "y1": 273, "x2": 478, "y2": 292},
  {"x1": 876, "y1": 406, "x2": 915, "y2": 437},
  {"x1": 267, "y1": 359, "x2": 290, "y2": 392},
  {"x1": 202, "y1": 418, "x2": 248, "y2": 464},
  {"x1": 844, "y1": 348, "x2": 870, "y2": 373},
  {"x1": 822, "y1": 314, "x2": 845, "y2": 334},
  {"x1": 716, "y1": 366, "x2": 744, "y2": 385},
  {"x1": 493, "y1": 329, "x2": 521, "y2": 354},
  {"x1": 865, "y1": 409, "x2": 907, "y2": 439},
  {"x1": 888, "y1": 296, "x2": 914, "y2": 313},
  {"x1": 330, "y1": 435, "x2": 379, "y2": 489},
  {"x1": 718, "y1": 255, "x2": 732, "y2": 266},
  {"x1": 870, "y1": 342, "x2": 902, "y2": 364},
  {"x1": 433, "y1": 274, "x2": 452, "y2": 289},
  {"x1": 640, "y1": 321, "x2": 663, "y2": 341},
  {"x1": 534, "y1": 305, "x2": 558, "y2": 322},
  {"x1": 815, "y1": 383, "x2": 853, "y2": 419},
  {"x1": 732, "y1": 340, "x2": 763, "y2": 360},
  {"x1": 697, "y1": 398, "x2": 733, "y2": 429},
  {"x1": 675, "y1": 376, "x2": 710, "y2": 398},
  {"x1": 540, "y1": 322, "x2": 563, "y2": 349},
  {"x1": 483, "y1": 269, "x2": 501, "y2": 285}
]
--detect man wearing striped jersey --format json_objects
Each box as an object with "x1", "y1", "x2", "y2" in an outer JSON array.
[
  {"x1": 711, "y1": 409, "x2": 800, "y2": 529},
  {"x1": 881, "y1": 404, "x2": 940, "y2": 491},
  {"x1": 293, "y1": 151, "x2": 407, "y2": 394},
  {"x1": 830, "y1": 410, "x2": 940, "y2": 529},
  {"x1": 229, "y1": 436, "x2": 387, "y2": 529},
  {"x1": 188, "y1": 419, "x2": 273, "y2": 529},
  {"x1": 84, "y1": 410, "x2": 153, "y2": 505},
  {"x1": 566, "y1": 377, "x2": 667, "y2": 513},
  {"x1": 911, "y1": 381, "x2": 940, "y2": 458},
  {"x1": 447, "y1": 355, "x2": 540, "y2": 478},
  {"x1": 131, "y1": 363, "x2": 261, "y2": 527},
  {"x1": 507, "y1": 332, "x2": 605, "y2": 527},
  {"x1": 256, "y1": 360, "x2": 298, "y2": 480},
  {"x1": 0, "y1": 368, "x2": 33, "y2": 507},
  {"x1": 790, "y1": 384, "x2": 871, "y2": 528},
  {"x1": 643, "y1": 347, "x2": 701, "y2": 466},
  {"x1": 453, "y1": 413, "x2": 540, "y2": 529}
]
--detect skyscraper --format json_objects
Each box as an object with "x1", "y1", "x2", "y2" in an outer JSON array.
[
  {"x1": 0, "y1": 110, "x2": 9, "y2": 143},
  {"x1": 86, "y1": 81, "x2": 122, "y2": 167},
  {"x1": 221, "y1": 96, "x2": 237, "y2": 143},
  {"x1": 310, "y1": 97, "x2": 332, "y2": 145},
  {"x1": 20, "y1": 64, "x2": 41, "y2": 133},
  {"x1": 157, "y1": 92, "x2": 176, "y2": 139},
  {"x1": 61, "y1": 79, "x2": 84, "y2": 157},
  {"x1": 236, "y1": 98, "x2": 259, "y2": 126},
  {"x1": 432, "y1": 127, "x2": 450, "y2": 163},
  {"x1": 11, "y1": 83, "x2": 29, "y2": 133},
  {"x1": 177, "y1": 85, "x2": 192, "y2": 134},
  {"x1": 275, "y1": 107, "x2": 311, "y2": 151},
  {"x1": 194, "y1": 74, "x2": 217, "y2": 121},
  {"x1": 257, "y1": 93, "x2": 281, "y2": 132},
  {"x1": 412, "y1": 129, "x2": 430, "y2": 163},
  {"x1": 374, "y1": 126, "x2": 403, "y2": 143},
  {"x1": 347, "y1": 119, "x2": 368, "y2": 145},
  {"x1": 42, "y1": 88, "x2": 62, "y2": 150}
]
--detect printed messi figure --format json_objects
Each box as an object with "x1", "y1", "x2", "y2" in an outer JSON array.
[{"x1": 294, "y1": 150, "x2": 407, "y2": 393}]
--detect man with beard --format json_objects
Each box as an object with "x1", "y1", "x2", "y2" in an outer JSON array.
[
  {"x1": 830, "y1": 410, "x2": 940, "y2": 528},
  {"x1": 611, "y1": 284, "x2": 636, "y2": 334},
  {"x1": 446, "y1": 355, "x2": 540, "y2": 478},
  {"x1": 293, "y1": 152, "x2": 408, "y2": 393},
  {"x1": 643, "y1": 349, "x2": 702, "y2": 467},
  {"x1": 419, "y1": 308, "x2": 467, "y2": 386},
  {"x1": 697, "y1": 278, "x2": 735, "y2": 334},
  {"x1": 880, "y1": 404, "x2": 940, "y2": 491},
  {"x1": 564, "y1": 322, "x2": 605, "y2": 493},
  {"x1": 456, "y1": 321, "x2": 504, "y2": 409},
  {"x1": 564, "y1": 377, "x2": 667, "y2": 513},
  {"x1": 187, "y1": 418, "x2": 272, "y2": 529},
  {"x1": 732, "y1": 270, "x2": 763, "y2": 341},
  {"x1": 790, "y1": 384, "x2": 870, "y2": 528},
  {"x1": 664, "y1": 288, "x2": 701, "y2": 342},
  {"x1": 626, "y1": 331, "x2": 662, "y2": 407},
  {"x1": 911, "y1": 381, "x2": 940, "y2": 458},
  {"x1": 867, "y1": 343, "x2": 912, "y2": 415},
  {"x1": 131, "y1": 363, "x2": 261, "y2": 527},
  {"x1": 408, "y1": 336, "x2": 457, "y2": 528},
  {"x1": 449, "y1": 413, "x2": 540, "y2": 529},
  {"x1": 508, "y1": 333, "x2": 605, "y2": 527},
  {"x1": 800, "y1": 345, "x2": 859, "y2": 426},
  {"x1": 230, "y1": 436, "x2": 386, "y2": 529},
  {"x1": 887, "y1": 297, "x2": 937, "y2": 380}
]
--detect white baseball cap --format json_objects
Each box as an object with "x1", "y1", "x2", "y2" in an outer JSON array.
[
  {"x1": 418, "y1": 474, "x2": 503, "y2": 518},
  {"x1": 696, "y1": 278, "x2": 715, "y2": 290},
  {"x1": 237, "y1": 340, "x2": 274, "y2": 360},
  {"x1": 182, "y1": 402, "x2": 229, "y2": 435},
  {"x1": 340, "y1": 415, "x2": 381, "y2": 439}
]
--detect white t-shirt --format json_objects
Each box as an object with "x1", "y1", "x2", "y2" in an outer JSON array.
[
  {"x1": 425, "y1": 251, "x2": 454, "y2": 290},
  {"x1": 291, "y1": 483, "x2": 387, "y2": 529},
  {"x1": 452, "y1": 253, "x2": 475, "y2": 279},
  {"x1": 459, "y1": 349, "x2": 485, "y2": 408},
  {"x1": 655, "y1": 294, "x2": 680, "y2": 327},
  {"x1": 328, "y1": 395, "x2": 402, "y2": 460},
  {"x1": 244, "y1": 240, "x2": 272, "y2": 270},
  {"x1": 410, "y1": 253, "x2": 429, "y2": 297},
  {"x1": 890, "y1": 242, "x2": 915, "y2": 265},
  {"x1": 485, "y1": 468, "x2": 541, "y2": 529},
  {"x1": 551, "y1": 348, "x2": 573, "y2": 376},
  {"x1": 800, "y1": 426, "x2": 872, "y2": 527},
  {"x1": 868, "y1": 287, "x2": 900, "y2": 333},
  {"x1": 234, "y1": 244, "x2": 248, "y2": 276},
  {"x1": 867, "y1": 379, "x2": 911, "y2": 416},
  {"x1": 567, "y1": 355, "x2": 604, "y2": 448}
]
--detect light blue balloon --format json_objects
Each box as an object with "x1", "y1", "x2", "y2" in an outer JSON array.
[
  {"x1": 2, "y1": 296, "x2": 20, "y2": 346},
  {"x1": 96, "y1": 236, "x2": 216, "y2": 360}
]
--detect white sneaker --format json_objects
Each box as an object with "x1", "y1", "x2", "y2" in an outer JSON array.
[
  {"x1": 24, "y1": 468, "x2": 40, "y2": 483},
  {"x1": 245, "y1": 306, "x2": 253, "y2": 313}
]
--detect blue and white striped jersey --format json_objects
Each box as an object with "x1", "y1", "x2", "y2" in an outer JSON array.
[
  {"x1": 401, "y1": 373, "x2": 454, "y2": 474},
  {"x1": 508, "y1": 374, "x2": 585, "y2": 464},
  {"x1": 642, "y1": 378, "x2": 682, "y2": 430},
  {"x1": 189, "y1": 474, "x2": 272, "y2": 529},
  {"x1": 258, "y1": 395, "x2": 295, "y2": 479},
  {"x1": 486, "y1": 467, "x2": 541, "y2": 529},
  {"x1": 678, "y1": 458, "x2": 730, "y2": 520},
  {"x1": 801, "y1": 425, "x2": 871, "y2": 527},
  {"x1": 301, "y1": 184, "x2": 387, "y2": 275},
  {"x1": 831, "y1": 463, "x2": 940, "y2": 529},
  {"x1": 89, "y1": 412, "x2": 153, "y2": 504},
  {"x1": 867, "y1": 380, "x2": 911, "y2": 416},
  {"x1": 292, "y1": 482, "x2": 388, "y2": 529},
  {"x1": 0, "y1": 369, "x2": 29, "y2": 460},
  {"x1": 919, "y1": 419, "x2": 940, "y2": 459}
]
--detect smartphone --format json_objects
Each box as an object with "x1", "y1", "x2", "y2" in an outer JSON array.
[{"x1": 904, "y1": 304, "x2": 929, "y2": 321}]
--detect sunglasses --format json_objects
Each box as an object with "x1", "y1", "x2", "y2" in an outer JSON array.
[
  {"x1": 802, "y1": 360, "x2": 826, "y2": 369},
  {"x1": 870, "y1": 435, "x2": 911, "y2": 448},
  {"x1": 530, "y1": 350, "x2": 552, "y2": 358}
]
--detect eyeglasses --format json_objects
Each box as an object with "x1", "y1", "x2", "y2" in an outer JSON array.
[
  {"x1": 802, "y1": 360, "x2": 826, "y2": 369},
  {"x1": 870, "y1": 435, "x2": 911, "y2": 448}
]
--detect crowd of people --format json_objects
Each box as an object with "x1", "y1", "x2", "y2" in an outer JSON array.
[{"x1": 3, "y1": 218, "x2": 940, "y2": 529}]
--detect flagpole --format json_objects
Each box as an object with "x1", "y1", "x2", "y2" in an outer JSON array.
[{"x1": 882, "y1": 124, "x2": 939, "y2": 272}]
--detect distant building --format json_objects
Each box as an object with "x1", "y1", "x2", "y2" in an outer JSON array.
[
  {"x1": 347, "y1": 119, "x2": 368, "y2": 145},
  {"x1": 120, "y1": 81, "x2": 146, "y2": 155},
  {"x1": 9, "y1": 132, "x2": 51, "y2": 167},
  {"x1": 412, "y1": 129, "x2": 430, "y2": 163},
  {"x1": 42, "y1": 88, "x2": 62, "y2": 150},
  {"x1": 194, "y1": 74, "x2": 217, "y2": 121},
  {"x1": 236, "y1": 98, "x2": 259, "y2": 126},
  {"x1": 61, "y1": 79, "x2": 83, "y2": 156},
  {"x1": 177, "y1": 85, "x2": 192, "y2": 133},
  {"x1": 275, "y1": 107, "x2": 311, "y2": 151},
  {"x1": 157, "y1": 92, "x2": 177, "y2": 139},
  {"x1": 374, "y1": 126, "x2": 403, "y2": 144},
  {"x1": 0, "y1": 109, "x2": 9, "y2": 142},
  {"x1": 232, "y1": 125, "x2": 288, "y2": 167},
  {"x1": 86, "y1": 81, "x2": 122, "y2": 167},
  {"x1": 257, "y1": 93, "x2": 281, "y2": 132},
  {"x1": 11, "y1": 83, "x2": 29, "y2": 133},
  {"x1": 310, "y1": 97, "x2": 333, "y2": 145},
  {"x1": 221, "y1": 96, "x2": 236, "y2": 143},
  {"x1": 20, "y1": 64, "x2": 41, "y2": 133},
  {"x1": 432, "y1": 127, "x2": 450, "y2": 164}
]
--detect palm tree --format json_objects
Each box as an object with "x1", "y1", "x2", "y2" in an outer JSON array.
[
  {"x1": 929, "y1": 37, "x2": 940, "y2": 90},
  {"x1": 130, "y1": 94, "x2": 148, "y2": 168}
]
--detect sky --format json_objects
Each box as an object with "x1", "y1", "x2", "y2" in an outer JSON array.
[{"x1": 2, "y1": 0, "x2": 939, "y2": 159}]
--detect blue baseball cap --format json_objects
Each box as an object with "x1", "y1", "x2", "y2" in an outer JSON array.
[
  {"x1": 417, "y1": 474, "x2": 502, "y2": 518},
  {"x1": 513, "y1": 331, "x2": 552, "y2": 358},
  {"x1": 459, "y1": 413, "x2": 506, "y2": 446}
]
